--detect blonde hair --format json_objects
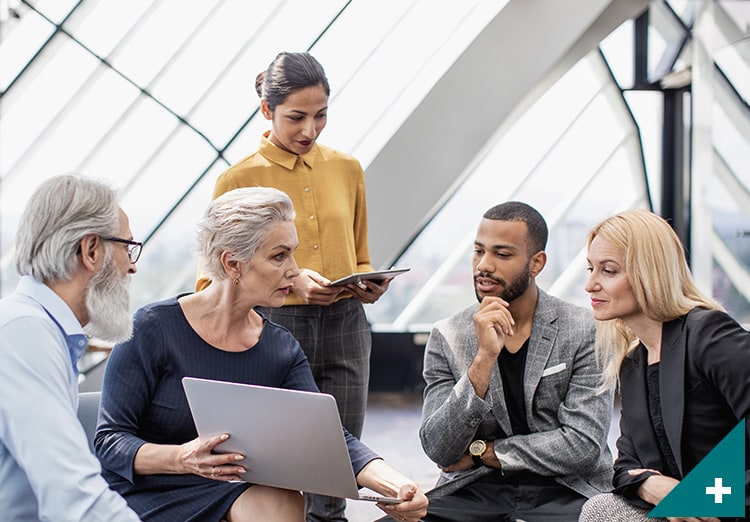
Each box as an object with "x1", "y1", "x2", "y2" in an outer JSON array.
[{"x1": 587, "y1": 209, "x2": 722, "y2": 389}]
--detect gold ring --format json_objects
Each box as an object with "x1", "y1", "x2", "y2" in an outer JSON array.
[{"x1": 211, "y1": 467, "x2": 217, "y2": 478}]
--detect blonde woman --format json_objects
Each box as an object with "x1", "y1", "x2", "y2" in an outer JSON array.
[{"x1": 579, "y1": 209, "x2": 749, "y2": 521}]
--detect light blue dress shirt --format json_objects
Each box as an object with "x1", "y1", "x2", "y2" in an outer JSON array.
[{"x1": 0, "y1": 276, "x2": 140, "y2": 521}]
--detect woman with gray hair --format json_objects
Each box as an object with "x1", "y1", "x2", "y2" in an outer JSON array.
[{"x1": 96, "y1": 187, "x2": 427, "y2": 522}]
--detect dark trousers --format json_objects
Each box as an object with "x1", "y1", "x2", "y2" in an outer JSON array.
[
  {"x1": 381, "y1": 471, "x2": 586, "y2": 522},
  {"x1": 257, "y1": 298, "x2": 371, "y2": 522}
]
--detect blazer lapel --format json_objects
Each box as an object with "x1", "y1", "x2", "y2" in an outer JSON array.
[
  {"x1": 524, "y1": 291, "x2": 556, "y2": 420},
  {"x1": 489, "y1": 364, "x2": 513, "y2": 437},
  {"x1": 659, "y1": 316, "x2": 686, "y2": 476}
]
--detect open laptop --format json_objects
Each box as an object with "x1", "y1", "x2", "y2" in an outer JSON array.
[{"x1": 181, "y1": 377, "x2": 401, "y2": 504}]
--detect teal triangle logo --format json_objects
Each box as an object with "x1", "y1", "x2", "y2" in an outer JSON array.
[{"x1": 648, "y1": 419, "x2": 745, "y2": 518}]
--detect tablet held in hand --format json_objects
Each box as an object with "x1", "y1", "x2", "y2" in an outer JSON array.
[{"x1": 329, "y1": 268, "x2": 410, "y2": 286}]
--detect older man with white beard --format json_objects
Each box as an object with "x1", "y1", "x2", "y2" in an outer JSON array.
[{"x1": 0, "y1": 175, "x2": 142, "y2": 521}]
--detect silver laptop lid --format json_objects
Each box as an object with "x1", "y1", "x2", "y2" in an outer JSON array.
[{"x1": 181, "y1": 377, "x2": 361, "y2": 499}]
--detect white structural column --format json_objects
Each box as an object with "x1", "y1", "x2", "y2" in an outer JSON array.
[{"x1": 690, "y1": 0, "x2": 715, "y2": 296}]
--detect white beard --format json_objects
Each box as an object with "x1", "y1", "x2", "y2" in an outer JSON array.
[{"x1": 83, "y1": 249, "x2": 133, "y2": 343}]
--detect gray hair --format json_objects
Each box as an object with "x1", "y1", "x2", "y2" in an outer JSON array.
[
  {"x1": 15, "y1": 175, "x2": 120, "y2": 283},
  {"x1": 197, "y1": 187, "x2": 295, "y2": 280}
]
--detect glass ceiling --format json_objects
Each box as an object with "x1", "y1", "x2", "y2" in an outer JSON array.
[
  {"x1": 2, "y1": 0, "x2": 749, "y2": 329},
  {"x1": 368, "y1": 53, "x2": 650, "y2": 328},
  {"x1": 0, "y1": 0, "x2": 508, "y2": 306}
]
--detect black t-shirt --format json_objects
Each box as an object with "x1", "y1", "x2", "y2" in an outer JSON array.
[{"x1": 499, "y1": 339, "x2": 531, "y2": 435}]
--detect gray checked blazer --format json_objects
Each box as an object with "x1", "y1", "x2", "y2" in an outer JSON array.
[{"x1": 420, "y1": 289, "x2": 613, "y2": 498}]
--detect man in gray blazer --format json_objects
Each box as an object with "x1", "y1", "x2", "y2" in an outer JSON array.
[{"x1": 418, "y1": 202, "x2": 613, "y2": 521}]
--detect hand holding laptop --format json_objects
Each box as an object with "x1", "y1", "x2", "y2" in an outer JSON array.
[{"x1": 182, "y1": 377, "x2": 427, "y2": 519}]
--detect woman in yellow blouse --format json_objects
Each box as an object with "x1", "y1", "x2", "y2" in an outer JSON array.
[{"x1": 196, "y1": 51, "x2": 392, "y2": 522}]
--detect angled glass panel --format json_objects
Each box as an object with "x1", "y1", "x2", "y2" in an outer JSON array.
[
  {"x1": 187, "y1": 0, "x2": 349, "y2": 150},
  {"x1": 713, "y1": 261, "x2": 750, "y2": 324},
  {"x1": 313, "y1": 0, "x2": 508, "y2": 165},
  {"x1": 708, "y1": 97, "x2": 750, "y2": 322},
  {"x1": 118, "y1": 125, "x2": 220, "y2": 241},
  {"x1": 717, "y1": 142, "x2": 750, "y2": 312},
  {"x1": 1, "y1": 35, "x2": 99, "y2": 180},
  {"x1": 713, "y1": 100, "x2": 750, "y2": 190},
  {"x1": 127, "y1": 161, "x2": 222, "y2": 307},
  {"x1": 78, "y1": 95, "x2": 182, "y2": 191},
  {"x1": 547, "y1": 138, "x2": 650, "y2": 306},
  {"x1": 695, "y1": 1, "x2": 750, "y2": 322},
  {"x1": 367, "y1": 52, "x2": 649, "y2": 328},
  {"x1": 11, "y1": 67, "x2": 141, "y2": 184},
  {"x1": 648, "y1": 0, "x2": 690, "y2": 82},
  {"x1": 27, "y1": 0, "x2": 78, "y2": 24},
  {"x1": 623, "y1": 90, "x2": 664, "y2": 211},
  {"x1": 1, "y1": 34, "x2": 101, "y2": 294},
  {"x1": 66, "y1": 0, "x2": 154, "y2": 58},
  {"x1": 600, "y1": 19, "x2": 634, "y2": 89},
  {"x1": 714, "y1": 38, "x2": 750, "y2": 107},
  {"x1": 106, "y1": 0, "x2": 222, "y2": 87},
  {"x1": 665, "y1": 0, "x2": 696, "y2": 27},
  {"x1": 148, "y1": 1, "x2": 270, "y2": 119},
  {"x1": 224, "y1": 0, "x2": 508, "y2": 166},
  {"x1": 718, "y1": 0, "x2": 750, "y2": 32},
  {"x1": 0, "y1": 6, "x2": 54, "y2": 92}
]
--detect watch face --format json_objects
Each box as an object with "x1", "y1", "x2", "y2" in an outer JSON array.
[{"x1": 469, "y1": 440, "x2": 486, "y2": 456}]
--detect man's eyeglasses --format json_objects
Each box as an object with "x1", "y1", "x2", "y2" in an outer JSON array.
[{"x1": 102, "y1": 236, "x2": 143, "y2": 264}]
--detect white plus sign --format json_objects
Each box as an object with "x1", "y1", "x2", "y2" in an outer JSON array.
[{"x1": 705, "y1": 477, "x2": 731, "y2": 503}]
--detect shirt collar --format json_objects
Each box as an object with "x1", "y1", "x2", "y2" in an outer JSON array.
[
  {"x1": 259, "y1": 130, "x2": 319, "y2": 170},
  {"x1": 16, "y1": 275, "x2": 89, "y2": 370}
]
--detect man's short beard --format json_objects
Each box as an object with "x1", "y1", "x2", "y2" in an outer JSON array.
[
  {"x1": 475, "y1": 263, "x2": 531, "y2": 304},
  {"x1": 499, "y1": 263, "x2": 530, "y2": 303},
  {"x1": 84, "y1": 247, "x2": 133, "y2": 343}
]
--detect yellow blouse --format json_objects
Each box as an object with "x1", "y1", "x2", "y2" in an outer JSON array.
[{"x1": 196, "y1": 132, "x2": 374, "y2": 305}]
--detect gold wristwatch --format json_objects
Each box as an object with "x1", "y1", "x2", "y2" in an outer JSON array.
[{"x1": 468, "y1": 439, "x2": 487, "y2": 467}]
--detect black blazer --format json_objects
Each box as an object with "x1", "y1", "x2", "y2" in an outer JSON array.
[{"x1": 612, "y1": 308, "x2": 750, "y2": 509}]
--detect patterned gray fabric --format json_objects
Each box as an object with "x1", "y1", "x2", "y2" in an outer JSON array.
[
  {"x1": 579, "y1": 493, "x2": 666, "y2": 522},
  {"x1": 420, "y1": 289, "x2": 614, "y2": 499}
]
